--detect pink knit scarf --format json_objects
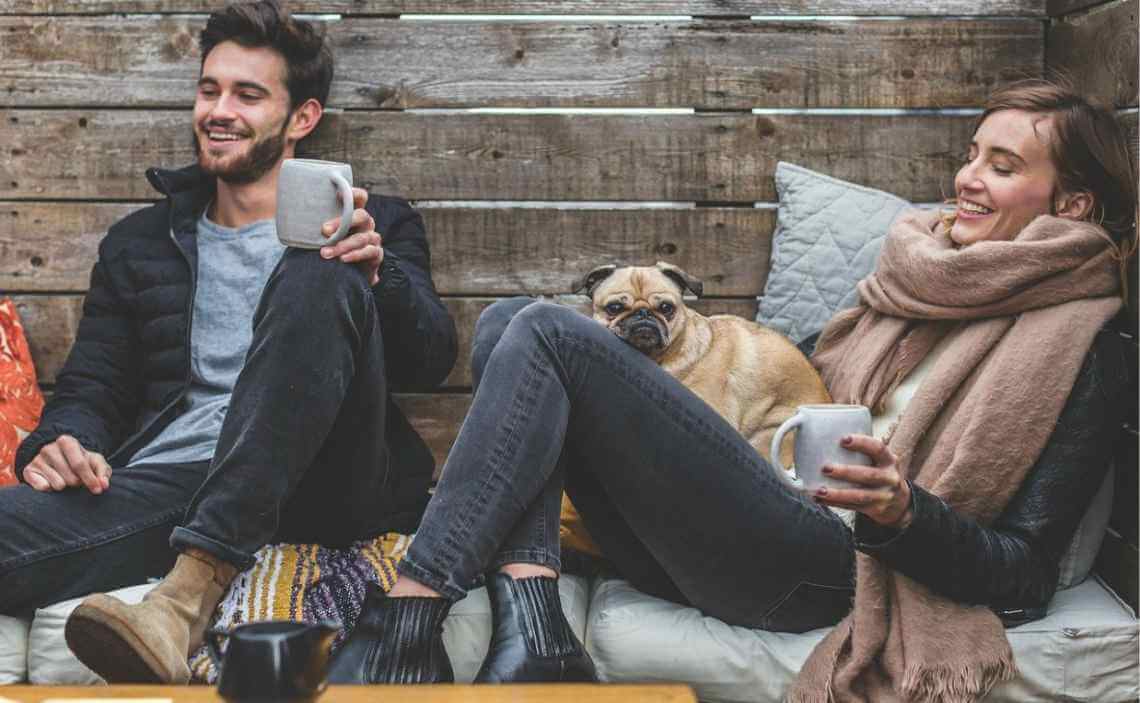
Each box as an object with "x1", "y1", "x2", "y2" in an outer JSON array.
[{"x1": 788, "y1": 210, "x2": 1122, "y2": 703}]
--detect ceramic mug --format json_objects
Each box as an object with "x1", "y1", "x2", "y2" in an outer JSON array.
[
  {"x1": 768, "y1": 404, "x2": 872, "y2": 492},
  {"x1": 275, "y1": 158, "x2": 355, "y2": 249},
  {"x1": 207, "y1": 620, "x2": 339, "y2": 703}
]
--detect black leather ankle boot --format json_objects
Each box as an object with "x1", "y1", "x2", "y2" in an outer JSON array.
[
  {"x1": 327, "y1": 583, "x2": 454, "y2": 684},
  {"x1": 474, "y1": 573, "x2": 597, "y2": 683}
]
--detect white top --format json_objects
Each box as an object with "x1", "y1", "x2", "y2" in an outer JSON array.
[
  {"x1": 871, "y1": 333, "x2": 955, "y2": 442},
  {"x1": 832, "y1": 332, "x2": 955, "y2": 530}
]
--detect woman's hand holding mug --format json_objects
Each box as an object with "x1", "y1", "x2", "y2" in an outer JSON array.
[
  {"x1": 816, "y1": 434, "x2": 913, "y2": 529},
  {"x1": 768, "y1": 405, "x2": 913, "y2": 530}
]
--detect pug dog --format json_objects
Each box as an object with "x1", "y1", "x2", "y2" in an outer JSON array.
[{"x1": 575, "y1": 261, "x2": 831, "y2": 466}]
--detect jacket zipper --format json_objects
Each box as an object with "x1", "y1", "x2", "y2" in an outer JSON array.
[{"x1": 108, "y1": 196, "x2": 198, "y2": 466}]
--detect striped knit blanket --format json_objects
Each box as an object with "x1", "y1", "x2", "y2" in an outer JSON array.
[{"x1": 188, "y1": 532, "x2": 412, "y2": 683}]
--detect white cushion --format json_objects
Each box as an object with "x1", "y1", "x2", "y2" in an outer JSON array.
[
  {"x1": 23, "y1": 577, "x2": 589, "y2": 686},
  {"x1": 444, "y1": 575, "x2": 590, "y2": 683},
  {"x1": 1057, "y1": 465, "x2": 1114, "y2": 590},
  {"x1": 27, "y1": 582, "x2": 156, "y2": 685},
  {"x1": 0, "y1": 614, "x2": 30, "y2": 684},
  {"x1": 585, "y1": 576, "x2": 1138, "y2": 703}
]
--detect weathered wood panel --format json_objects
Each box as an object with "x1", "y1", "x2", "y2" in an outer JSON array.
[
  {"x1": 0, "y1": 110, "x2": 973, "y2": 202},
  {"x1": 1047, "y1": 0, "x2": 1114, "y2": 15},
  {"x1": 13, "y1": 295, "x2": 84, "y2": 388},
  {"x1": 0, "y1": 17, "x2": 1042, "y2": 109},
  {"x1": 15, "y1": 294, "x2": 759, "y2": 388},
  {"x1": 1047, "y1": 0, "x2": 1139, "y2": 108},
  {"x1": 427, "y1": 207, "x2": 773, "y2": 296},
  {"x1": 392, "y1": 393, "x2": 472, "y2": 473},
  {"x1": 0, "y1": 1, "x2": 1048, "y2": 17},
  {"x1": 0, "y1": 203, "x2": 774, "y2": 295},
  {"x1": 0, "y1": 202, "x2": 134, "y2": 292}
]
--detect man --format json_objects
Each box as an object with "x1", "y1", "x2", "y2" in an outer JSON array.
[{"x1": 1, "y1": 0, "x2": 456, "y2": 684}]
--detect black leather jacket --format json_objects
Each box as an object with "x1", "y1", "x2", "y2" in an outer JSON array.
[{"x1": 804, "y1": 327, "x2": 1129, "y2": 626}]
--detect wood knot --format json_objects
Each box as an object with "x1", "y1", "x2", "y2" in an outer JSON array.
[{"x1": 754, "y1": 118, "x2": 777, "y2": 138}]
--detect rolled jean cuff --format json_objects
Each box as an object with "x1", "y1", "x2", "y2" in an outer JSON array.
[
  {"x1": 396, "y1": 556, "x2": 468, "y2": 602},
  {"x1": 169, "y1": 526, "x2": 255, "y2": 571},
  {"x1": 489, "y1": 548, "x2": 561, "y2": 574}
]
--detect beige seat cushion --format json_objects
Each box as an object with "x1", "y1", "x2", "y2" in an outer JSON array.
[
  {"x1": 0, "y1": 614, "x2": 30, "y2": 683},
  {"x1": 585, "y1": 576, "x2": 1139, "y2": 703},
  {"x1": 28, "y1": 582, "x2": 156, "y2": 685},
  {"x1": 22, "y1": 576, "x2": 590, "y2": 686}
]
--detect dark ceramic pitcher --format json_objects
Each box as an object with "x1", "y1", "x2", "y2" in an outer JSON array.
[{"x1": 207, "y1": 621, "x2": 340, "y2": 703}]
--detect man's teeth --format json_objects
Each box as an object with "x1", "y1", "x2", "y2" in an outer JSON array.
[
  {"x1": 209, "y1": 132, "x2": 243, "y2": 141},
  {"x1": 959, "y1": 201, "x2": 993, "y2": 215}
]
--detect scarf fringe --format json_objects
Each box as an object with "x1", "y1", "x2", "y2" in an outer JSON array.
[{"x1": 900, "y1": 657, "x2": 1017, "y2": 703}]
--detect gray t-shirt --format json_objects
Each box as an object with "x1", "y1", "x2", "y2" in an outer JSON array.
[{"x1": 128, "y1": 213, "x2": 285, "y2": 466}]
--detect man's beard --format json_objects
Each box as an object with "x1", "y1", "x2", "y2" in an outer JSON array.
[{"x1": 192, "y1": 121, "x2": 288, "y2": 185}]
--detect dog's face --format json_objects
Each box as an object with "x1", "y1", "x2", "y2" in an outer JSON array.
[{"x1": 580, "y1": 263, "x2": 702, "y2": 357}]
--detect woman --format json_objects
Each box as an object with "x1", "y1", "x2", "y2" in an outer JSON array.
[{"x1": 329, "y1": 80, "x2": 1135, "y2": 700}]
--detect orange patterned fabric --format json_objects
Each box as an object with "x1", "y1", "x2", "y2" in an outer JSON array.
[{"x1": 0, "y1": 298, "x2": 44, "y2": 486}]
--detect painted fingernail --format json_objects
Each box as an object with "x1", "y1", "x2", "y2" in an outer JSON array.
[
  {"x1": 816, "y1": 487, "x2": 828, "y2": 496},
  {"x1": 840, "y1": 435, "x2": 853, "y2": 446},
  {"x1": 821, "y1": 465, "x2": 833, "y2": 475}
]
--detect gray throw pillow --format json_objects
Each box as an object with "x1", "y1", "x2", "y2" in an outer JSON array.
[{"x1": 757, "y1": 162, "x2": 911, "y2": 342}]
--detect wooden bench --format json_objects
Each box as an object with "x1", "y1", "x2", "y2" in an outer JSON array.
[{"x1": 1, "y1": 0, "x2": 1136, "y2": 615}]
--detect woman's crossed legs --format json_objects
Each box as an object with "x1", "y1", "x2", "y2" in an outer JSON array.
[{"x1": 399, "y1": 299, "x2": 854, "y2": 633}]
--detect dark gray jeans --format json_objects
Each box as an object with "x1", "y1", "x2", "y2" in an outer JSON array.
[
  {"x1": 399, "y1": 299, "x2": 854, "y2": 633},
  {"x1": 0, "y1": 250, "x2": 392, "y2": 614}
]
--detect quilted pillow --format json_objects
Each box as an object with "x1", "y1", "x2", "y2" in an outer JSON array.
[{"x1": 756, "y1": 162, "x2": 911, "y2": 343}]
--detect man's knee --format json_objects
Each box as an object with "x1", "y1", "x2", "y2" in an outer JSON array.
[
  {"x1": 258, "y1": 249, "x2": 372, "y2": 323},
  {"x1": 274, "y1": 249, "x2": 369, "y2": 298}
]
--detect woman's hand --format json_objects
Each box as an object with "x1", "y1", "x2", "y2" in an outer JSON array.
[
  {"x1": 320, "y1": 187, "x2": 384, "y2": 286},
  {"x1": 815, "y1": 434, "x2": 913, "y2": 529}
]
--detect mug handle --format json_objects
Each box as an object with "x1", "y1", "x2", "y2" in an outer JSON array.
[
  {"x1": 205, "y1": 628, "x2": 227, "y2": 673},
  {"x1": 769, "y1": 411, "x2": 805, "y2": 491},
  {"x1": 325, "y1": 172, "x2": 355, "y2": 246}
]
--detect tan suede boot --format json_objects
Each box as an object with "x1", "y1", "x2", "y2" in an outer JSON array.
[{"x1": 64, "y1": 548, "x2": 238, "y2": 684}]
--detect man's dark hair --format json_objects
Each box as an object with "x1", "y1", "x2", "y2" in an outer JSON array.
[{"x1": 199, "y1": 0, "x2": 334, "y2": 111}]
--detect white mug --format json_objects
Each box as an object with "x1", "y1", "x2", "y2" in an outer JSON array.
[
  {"x1": 276, "y1": 158, "x2": 355, "y2": 249},
  {"x1": 769, "y1": 404, "x2": 872, "y2": 492}
]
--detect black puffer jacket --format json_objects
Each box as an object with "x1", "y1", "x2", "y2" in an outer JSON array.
[
  {"x1": 802, "y1": 328, "x2": 1128, "y2": 626},
  {"x1": 16, "y1": 164, "x2": 457, "y2": 527}
]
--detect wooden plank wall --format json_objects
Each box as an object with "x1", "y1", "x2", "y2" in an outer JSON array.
[
  {"x1": 1048, "y1": 0, "x2": 1140, "y2": 610},
  {"x1": 22, "y1": 1, "x2": 1140, "y2": 604}
]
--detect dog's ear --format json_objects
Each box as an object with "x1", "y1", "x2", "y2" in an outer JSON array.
[
  {"x1": 573, "y1": 264, "x2": 619, "y2": 297},
  {"x1": 655, "y1": 262, "x2": 703, "y2": 298}
]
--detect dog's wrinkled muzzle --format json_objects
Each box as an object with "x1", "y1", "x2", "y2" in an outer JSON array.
[{"x1": 618, "y1": 311, "x2": 667, "y2": 354}]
